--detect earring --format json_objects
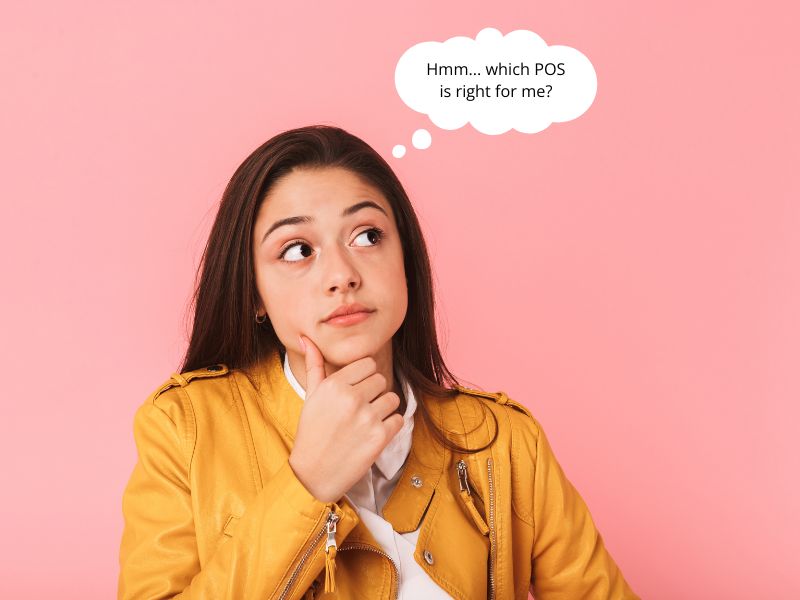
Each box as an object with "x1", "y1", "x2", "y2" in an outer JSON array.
[{"x1": 255, "y1": 310, "x2": 267, "y2": 324}]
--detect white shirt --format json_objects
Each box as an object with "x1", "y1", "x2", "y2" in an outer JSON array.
[{"x1": 283, "y1": 351, "x2": 453, "y2": 598}]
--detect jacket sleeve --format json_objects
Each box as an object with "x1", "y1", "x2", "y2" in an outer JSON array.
[
  {"x1": 118, "y1": 393, "x2": 357, "y2": 600},
  {"x1": 529, "y1": 420, "x2": 640, "y2": 600}
]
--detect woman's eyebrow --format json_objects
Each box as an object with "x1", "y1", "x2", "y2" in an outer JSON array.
[{"x1": 260, "y1": 200, "x2": 387, "y2": 245}]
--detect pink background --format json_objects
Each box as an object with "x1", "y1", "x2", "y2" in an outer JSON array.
[{"x1": 2, "y1": 1, "x2": 798, "y2": 598}]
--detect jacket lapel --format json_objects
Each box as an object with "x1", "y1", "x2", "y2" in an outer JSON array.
[{"x1": 380, "y1": 395, "x2": 447, "y2": 532}]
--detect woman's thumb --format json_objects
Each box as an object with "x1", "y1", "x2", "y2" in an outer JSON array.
[{"x1": 299, "y1": 334, "x2": 325, "y2": 396}]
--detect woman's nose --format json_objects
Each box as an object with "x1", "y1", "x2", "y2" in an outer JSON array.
[{"x1": 322, "y1": 244, "x2": 361, "y2": 293}]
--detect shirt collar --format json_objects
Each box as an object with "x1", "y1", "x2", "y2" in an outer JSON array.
[{"x1": 283, "y1": 349, "x2": 417, "y2": 480}]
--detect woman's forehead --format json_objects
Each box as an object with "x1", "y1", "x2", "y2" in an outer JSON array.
[{"x1": 261, "y1": 167, "x2": 391, "y2": 217}]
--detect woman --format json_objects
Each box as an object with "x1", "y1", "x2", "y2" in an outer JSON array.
[{"x1": 118, "y1": 125, "x2": 640, "y2": 599}]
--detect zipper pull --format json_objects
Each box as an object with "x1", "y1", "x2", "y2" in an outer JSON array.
[
  {"x1": 324, "y1": 509, "x2": 340, "y2": 593},
  {"x1": 456, "y1": 459, "x2": 490, "y2": 536},
  {"x1": 457, "y1": 459, "x2": 471, "y2": 494}
]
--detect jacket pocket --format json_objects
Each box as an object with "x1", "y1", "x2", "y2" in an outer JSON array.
[
  {"x1": 457, "y1": 459, "x2": 490, "y2": 535},
  {"x1": 222, "y1": 513, "x2": 241, "y2": 537},
  {"x1": 460, "y1": 491, "x2": 490, "y2": 535}
]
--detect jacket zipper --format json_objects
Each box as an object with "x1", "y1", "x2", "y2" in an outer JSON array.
[
  {"x1": 277, "y1": 506, "x2": 340, "y2": 600},
  {"x1": 338, "y1": 543, "x2": 400, "y2": 600},
  {"x1": 456, "y1": 459, "x2": 490, "y2": 535},
  {"x1": 487, "y1": 457, "x2": 496, "y2": 600}
]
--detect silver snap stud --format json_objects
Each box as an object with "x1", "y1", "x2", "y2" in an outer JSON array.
[
  {"x1": 411, "y1": 475, "x2": 423, "y2": 488},
  {"x1": 423, "y1": 549, "x2": 434, "y2": 565}
]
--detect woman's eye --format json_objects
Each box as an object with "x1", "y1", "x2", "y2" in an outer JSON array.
[
  {"x1": 279, "y1": 228, "x2": 383, "y2": 263},
  {"x1": 279, "y1": 241, "x2": 313, "y2": 262},
  {"x1": 353, "y1": 227, "x2": 384, "y2": 247}
]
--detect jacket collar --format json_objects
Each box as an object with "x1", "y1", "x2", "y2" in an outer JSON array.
[{"x1": 254, "y1": 346, "x2": 449, "y2": 533}]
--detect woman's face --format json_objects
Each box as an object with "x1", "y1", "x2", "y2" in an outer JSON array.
[{"x1": 252, "y1": 166, "x2": 408, "y2": 368}]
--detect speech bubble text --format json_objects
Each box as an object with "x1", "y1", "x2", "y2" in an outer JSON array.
[{"x1": 394, "y1": 27, "x2": 597, "y2": 139}]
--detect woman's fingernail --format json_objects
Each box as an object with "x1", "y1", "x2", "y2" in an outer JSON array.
[{"x1": 298, "y1": 335, "x2": 306, "y2": 352}]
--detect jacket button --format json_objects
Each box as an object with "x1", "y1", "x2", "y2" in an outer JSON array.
[
  {"x1": 411, "y1": 475, "x2": 423, "y2": 488},
  {"x1": 423, "y1": 550, "x2": 434, "y2": 565}
]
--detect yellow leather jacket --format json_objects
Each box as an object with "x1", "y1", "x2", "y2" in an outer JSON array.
[{"x1": 118, "y1": 348, "x2": 639, "y2": 599}]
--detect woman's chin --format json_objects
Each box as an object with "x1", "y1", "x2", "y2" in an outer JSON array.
[{"x1": 321, "y1": 335, "x2": 389, "y2": 367}]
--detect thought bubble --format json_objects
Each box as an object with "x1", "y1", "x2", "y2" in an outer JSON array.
[
  {"x1": 392, "y1": 128, "x2": 433, "y2": 158},
  {"x1": 393, "y1": 27, "x2": 597, "y2": 150}
]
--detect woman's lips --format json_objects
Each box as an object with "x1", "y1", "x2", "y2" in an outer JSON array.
[{"x1": 323, "y1": 310, "x2": 374, "y2": 326}]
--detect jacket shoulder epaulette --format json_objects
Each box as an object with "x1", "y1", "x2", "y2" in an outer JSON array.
[
  {"x1": 150, "y1": 363, "x2": 230, "y2": 401},
  {"x1": 454, "y1": 384, "x2": 534, "y2": 420}
]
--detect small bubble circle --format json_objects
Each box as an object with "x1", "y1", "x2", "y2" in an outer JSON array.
[{"x1": 412, "y1": 129, "x2": 432, "y2": 149}]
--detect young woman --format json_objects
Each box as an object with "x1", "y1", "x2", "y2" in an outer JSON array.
[{"x1": 118, "y1": 125, "x2": 640, "y2": 599}]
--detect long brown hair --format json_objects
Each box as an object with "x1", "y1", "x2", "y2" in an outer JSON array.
[{"x1": 179, "y1": 124, "x2": 497, "y2": 453}]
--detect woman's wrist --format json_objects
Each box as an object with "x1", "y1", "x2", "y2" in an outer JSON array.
[{"x1": 288, "y1": 452, "x2": 337, "y2": 503}]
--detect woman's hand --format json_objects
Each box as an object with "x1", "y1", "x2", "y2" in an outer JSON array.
[{"x1": 288, "y1": 335, "x2": 405, "y2": 503}]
